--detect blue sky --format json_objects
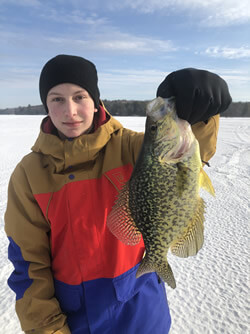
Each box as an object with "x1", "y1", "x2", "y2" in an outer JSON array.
[{"x1": 0, "y1": 0, "x2": 250, "y2": 108}]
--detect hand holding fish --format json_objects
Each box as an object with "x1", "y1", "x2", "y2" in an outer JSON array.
[{"x1": 156, "y1": 68, "x2": 232, "y2": 125}]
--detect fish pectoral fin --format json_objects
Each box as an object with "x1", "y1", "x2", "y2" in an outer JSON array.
[
  {"x1": 136, "y1": 254, "x2": 176, "y2": 289},
  {"x1": 200, "y1": 168, "x2": 215, "y2": 196},
  {"x1": 170, "y1": 198, "x2": 205, "y2": 258},
  {"x1": 107, "y1": 183, "x2": 142, "y2": 246}
]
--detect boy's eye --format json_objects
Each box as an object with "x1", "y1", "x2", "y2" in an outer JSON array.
[
  {"x1": 75, "y1": 95, "x2": 83, "y2": 100},
  {"x1": 74, "y1": 95, "x2": 87, "y2": 101},
  {"x1": 52, "y1": 97, "x2": 63, "y2": 102}
]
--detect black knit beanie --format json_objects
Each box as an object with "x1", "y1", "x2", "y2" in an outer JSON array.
[{"x1": 39, "y1": 54, "x2": 100, "y2": 112}]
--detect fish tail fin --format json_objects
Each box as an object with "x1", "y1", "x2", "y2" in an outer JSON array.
[
  {"x1": 200, "y1": 168, "x2": 215, "y2": 196},
  {"x1": 136, "y1": 254, "x2": 176, "y2": 289},
  {"x1": 170, "y1": 197, "x2": 205, "y2": 257}
]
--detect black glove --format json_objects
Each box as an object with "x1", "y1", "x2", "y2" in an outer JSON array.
[{"x1": 156, "y1": 68, "x2": 232, "y2": 125}]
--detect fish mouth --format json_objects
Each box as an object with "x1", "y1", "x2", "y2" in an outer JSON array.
[{"x1": 146, "y1": 97, "x2": 176, "y2": 121}]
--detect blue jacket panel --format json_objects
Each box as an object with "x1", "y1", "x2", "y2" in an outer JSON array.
[{"x1": 54, "y1": 263, "x2": 171, "y2": 334}]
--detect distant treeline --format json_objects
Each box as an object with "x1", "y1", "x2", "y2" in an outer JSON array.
[{"x1": 0, "y1": 100, "x2": 250, "y2": 117}]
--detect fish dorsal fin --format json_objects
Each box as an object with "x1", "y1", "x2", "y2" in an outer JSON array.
[
  {"x1": 200, "y1": 168, "x2": 215, "y2": 196},
  {"x1": 107, "y1": 183, "x2": 142, "y2": 246},
  {"x1": 170, "y1": 197, "x2": 205, "y2": 258}
]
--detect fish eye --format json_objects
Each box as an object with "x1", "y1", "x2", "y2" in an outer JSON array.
[{"x1": 150, "y1": 125, "x2": 157, "y2": 132}]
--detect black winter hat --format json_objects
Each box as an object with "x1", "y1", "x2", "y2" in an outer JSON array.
[{"x1": 39, "y1": 54, "x2": 100, "y2": 112}]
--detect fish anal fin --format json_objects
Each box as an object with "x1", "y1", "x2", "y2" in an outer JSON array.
[
  {"x1": 200, "y1": 168, "x2": 215, "y2": 196},
  {"x1": 107, "y1": 183, "x2": 142, "y2": 246},
  {"x1": 136, "y1": 254, "x2": 176, "y2": 289},
  {"x1": 171, "y1": 198, "x2": 205, "y2": 258}
]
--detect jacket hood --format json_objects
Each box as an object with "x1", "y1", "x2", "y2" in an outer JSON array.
[{"x1": 31, "y1": 107, "x2": 123, "y2": 173}]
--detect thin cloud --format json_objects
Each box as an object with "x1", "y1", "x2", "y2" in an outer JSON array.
[
  {"x1": 100, "y1": 69, "x2": 168, "y2": 84},
  {"x1": 39, "y1": 9, "x2": 108, "y2": 26},
  {"x1": 96, "y1": 37, "x2": 176, "y2": 53},
  {"x1": 2, "y1": 0, "x2": 249, "y2": 27},
  {"x1": 201, "y1": 2, "x2": 250, "y2": 26},
  {"x1": 205, "y1": 46, "x2": 250, "y2": 59},
  {"x1": 45, "y1": 33, "x2": 177, "y2": 54},
  {"x1": 1, "y1": 23, "x2": 177, "y2": 56},
  {"x1": 105, "y1": 0, "x2": 250, "y2": 26}
]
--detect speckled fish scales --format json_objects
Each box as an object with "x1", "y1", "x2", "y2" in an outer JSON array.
[{"x1": 107, "y1": 97, "x2": 215, "y2": 289}]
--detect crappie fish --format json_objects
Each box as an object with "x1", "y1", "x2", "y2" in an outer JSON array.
[{"x1": 107, "y1": 97, "x2": 215, "y2": 289}]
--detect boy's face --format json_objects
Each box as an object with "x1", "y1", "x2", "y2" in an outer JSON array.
[{"x1": 46, "y1": 83, "x2": 98, "y2": 139}]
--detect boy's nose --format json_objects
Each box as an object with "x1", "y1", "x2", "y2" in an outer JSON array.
[{"x1": 64, "y1": 100, "x2": 77, "y2": 117}]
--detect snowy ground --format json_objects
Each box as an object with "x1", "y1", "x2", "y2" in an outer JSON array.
[{"x1": 0, "y1": 115, "x2": 249, "y2": 333}]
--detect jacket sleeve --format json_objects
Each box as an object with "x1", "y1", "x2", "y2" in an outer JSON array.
[
  {"x1": 123, "y1": 129, "x2": 144, "y2": 165},
  {"x1": 191, "y1": 114, "x2": 220, "y2": 164},
  {"x1": 4, "y1": 163, "x2": 70, "y2": 334}
]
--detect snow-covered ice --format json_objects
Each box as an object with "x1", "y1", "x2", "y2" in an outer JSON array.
[{"x1": 0, "y1": 115, "x2": 249, "y2": 333}]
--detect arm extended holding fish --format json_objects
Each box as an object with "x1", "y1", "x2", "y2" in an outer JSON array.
[
  {"x1": 156, "y1": 67, "x2": 232, "y2": 125},
  {"x1": 158, "y1": 68, "x2": 232, "y2": 165},
  {"x1": 107, "y1": 69, "x2": 232, "y2": 289}
]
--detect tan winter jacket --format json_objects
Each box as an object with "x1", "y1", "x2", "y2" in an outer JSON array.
[{"x1": 5, "y1": 110, "x2": 219, "y2": 333}]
